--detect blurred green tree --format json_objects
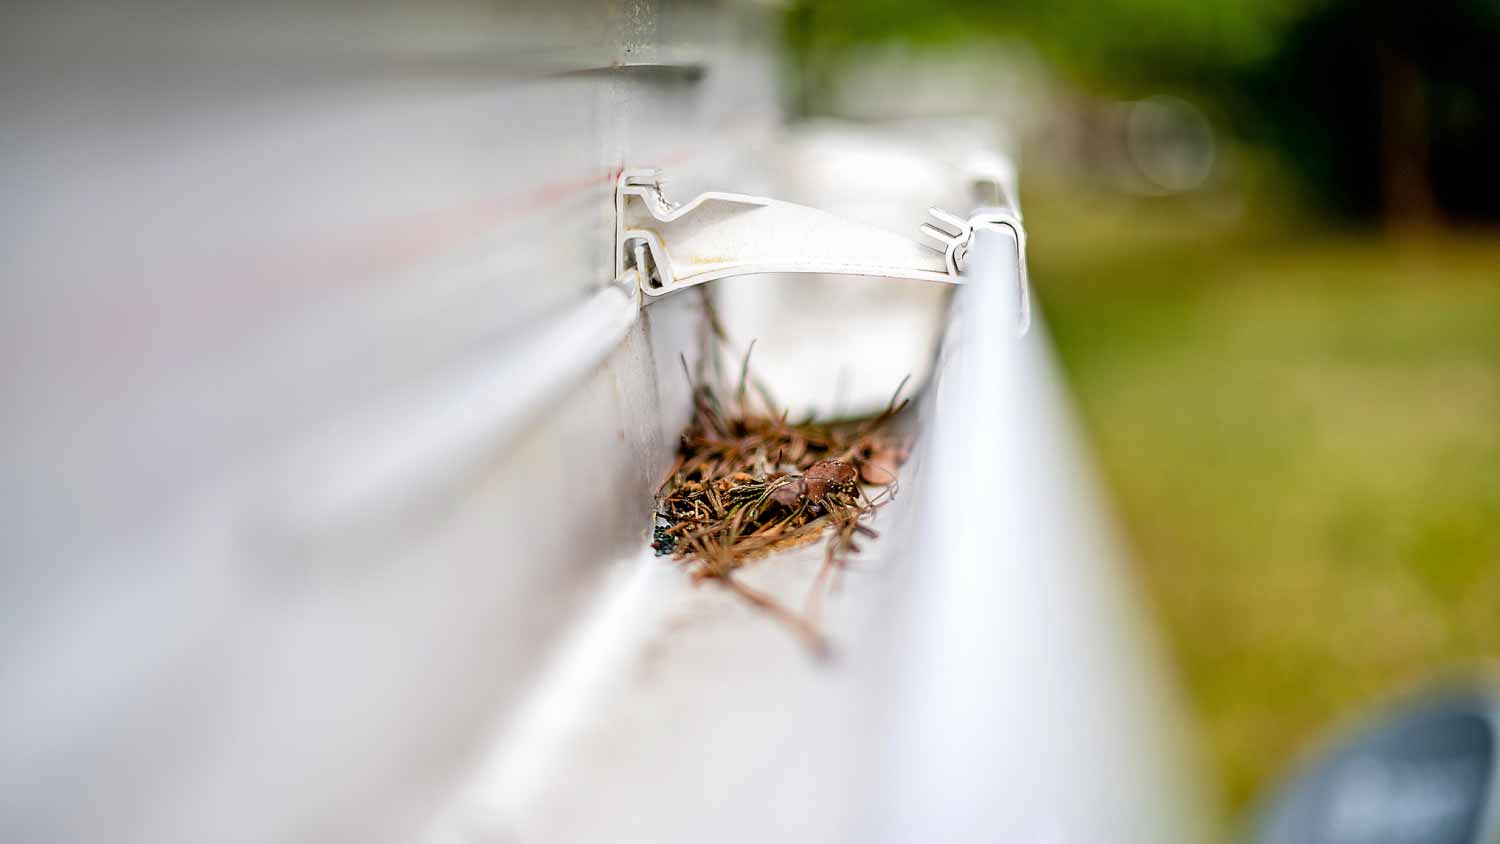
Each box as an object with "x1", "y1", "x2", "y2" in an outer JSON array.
[{"x1": 786, "y1": 0, "x2": 1500, "y2": 224}]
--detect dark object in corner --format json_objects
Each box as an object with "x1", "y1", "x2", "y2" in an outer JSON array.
[{"x1": 1253, "y1": 684, "x2": 1499, "y2": 844}]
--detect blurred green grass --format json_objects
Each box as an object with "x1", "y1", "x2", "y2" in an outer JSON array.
[{"x1": 1026, "y1": 179, "x2": 1500, "y2": 809}]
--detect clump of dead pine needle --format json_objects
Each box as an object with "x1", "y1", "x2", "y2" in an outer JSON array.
[{"x1": 653, "y1": 338, "x2": 911, "y2": 655}]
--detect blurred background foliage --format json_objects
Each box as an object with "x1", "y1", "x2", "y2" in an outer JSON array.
[
  {"x1": 787, "y1": 0, "x2": 1500, "y2": 224},
  {"x1": 785, "y1": 0, "x2": 1500, "y2": 816}
]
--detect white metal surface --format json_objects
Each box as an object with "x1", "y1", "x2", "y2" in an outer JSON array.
[
  {"x1": 1, "y1": 2, "x2": 1208, "y2": 843},
  {"x1": 616, "y1": 169, "x2": 953, "y2": 293},
  {"x1": 616, "y1": 168, "x2": 1030, "y2": 330},
  {"x1": 710, "y1": 123, "x2": 974, "y2": 417},
  {"x1": 2, "y1": 3, "x2": 765, "y2": 842},
  {"x1": 873, "y1": 226, "x2": 1208, "y2": 842},
  {"x1": 422, "y1": 225, "x2": 1212, "y2": 844}
]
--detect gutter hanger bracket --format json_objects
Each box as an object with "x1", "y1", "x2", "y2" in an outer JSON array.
[{"x1": 614, "y1": 170, "x2": 1029, "y2": 332}]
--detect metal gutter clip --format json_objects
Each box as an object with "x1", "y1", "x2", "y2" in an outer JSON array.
[{"x1": 614, "y1": 169, "x2": 1029, "y2": 332}]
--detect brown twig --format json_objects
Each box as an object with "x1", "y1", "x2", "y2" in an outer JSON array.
[{"x1": 653, "y1": 310, "x2": 913, "y2": 654}]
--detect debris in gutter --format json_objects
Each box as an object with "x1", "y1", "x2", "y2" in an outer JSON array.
[{"x1": 653, "y1": 318, "x2": 912, "y2": 655}]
